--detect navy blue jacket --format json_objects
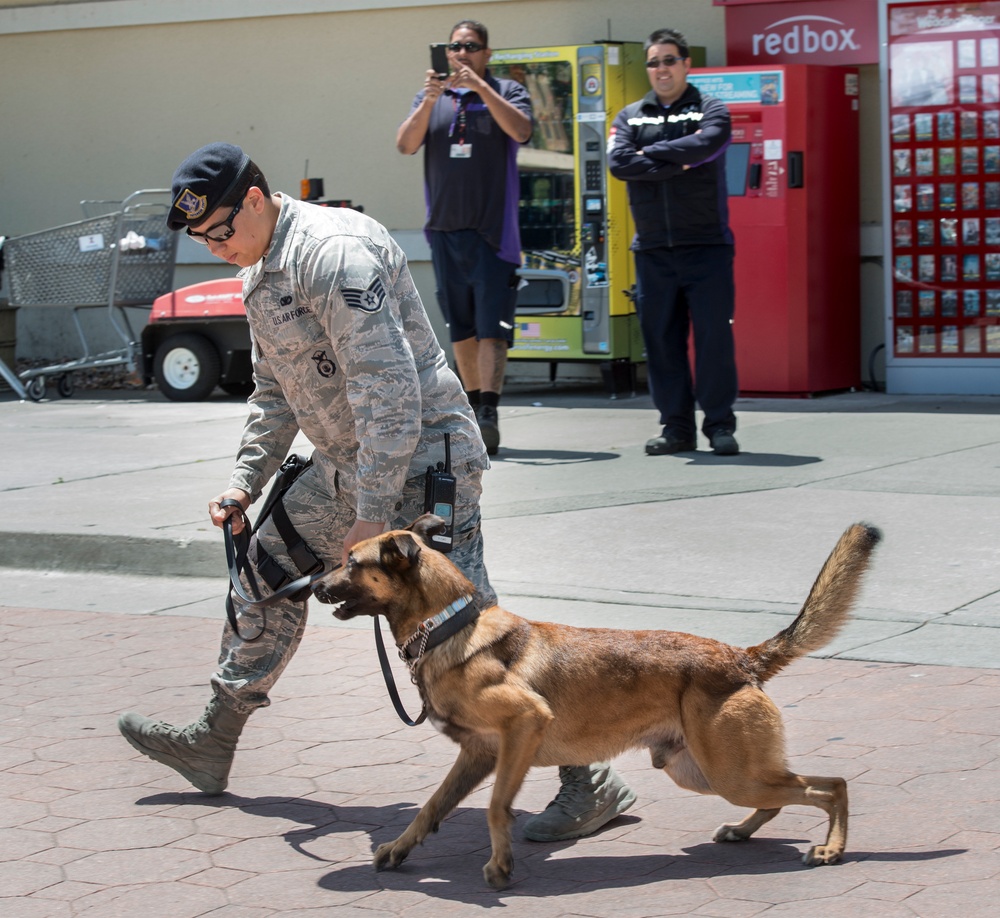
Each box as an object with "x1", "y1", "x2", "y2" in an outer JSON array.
[{"x1": 608, "y1": 84, "x2": 733, "y2": 249}]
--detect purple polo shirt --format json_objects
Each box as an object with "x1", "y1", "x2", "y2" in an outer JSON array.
[{"x1": 410, "y1": 72, "x2": 532, "y2": 265}]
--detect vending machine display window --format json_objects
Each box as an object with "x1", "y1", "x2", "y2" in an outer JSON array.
[
  {"x1": 882, "y1": 0, "x2": 1000, "y2": 388},
  {"x1": 488, "y1": 43, "x2": 654, "y2": 386}
]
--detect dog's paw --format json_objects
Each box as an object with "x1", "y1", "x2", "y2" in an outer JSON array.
[
  {"x1": 483, "y1": 857, "x2": 512, "y2": 890},
  {"x1": 374, "y1": 839, "x2": 410, "y2": 871},
  {"x1": 712, "y1": 823, "x2": 748, "y2": 843},
  {"x1": 803, "y1": 844, "x2": 843, "y2": 866}
]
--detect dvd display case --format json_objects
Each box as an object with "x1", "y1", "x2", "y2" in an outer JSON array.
[{"x1": 882, "y1": 0, "x2": 1000, "y2": 392}]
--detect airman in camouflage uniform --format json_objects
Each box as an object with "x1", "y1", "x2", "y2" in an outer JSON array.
[
  {"x1": 118, "y1": 143, "x2": 494, "y2": 795},
  {"x1": 117, "y1": 143, "x2": 635, "y2": 848}
]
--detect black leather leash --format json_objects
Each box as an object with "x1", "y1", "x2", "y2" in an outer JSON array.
[
  {"x1": 221, "y1": 497, "x2": 424, "y2": 723},
  {"x1": 373, "y1": 616, "x2": 427, "y2": 726},
  {"x1": 220, "y1": 498, "x2": 326, "y2": 642}
]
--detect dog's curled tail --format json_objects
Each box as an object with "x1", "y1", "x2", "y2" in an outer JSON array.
[{"x1": 747, "y1": 523, "x2": 882, "y2": 683}]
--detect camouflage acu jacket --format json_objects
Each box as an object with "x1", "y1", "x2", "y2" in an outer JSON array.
[{"x1": 231, "y1": 195, "x2": 483, "y2": 522}]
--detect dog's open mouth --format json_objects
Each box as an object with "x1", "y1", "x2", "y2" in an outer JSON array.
[{"x1": 312, "y1": 589, "x2": 355, "y2": 620}]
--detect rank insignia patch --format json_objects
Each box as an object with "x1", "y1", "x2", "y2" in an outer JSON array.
[{"x1": 342, "y1": 277, "x2": 386, "y2": 313}]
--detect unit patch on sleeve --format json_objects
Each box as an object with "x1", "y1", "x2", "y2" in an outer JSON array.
[
  {"x1": 341, "y1": 276, "x2": 386, "y2": 313},
  {"x1": 312, "y1": 349, "x2": 337, "y2": 378}
]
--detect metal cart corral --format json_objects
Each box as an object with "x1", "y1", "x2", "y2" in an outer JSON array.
[{"x1": 0, "y1": 189, "x2": 178, "y2": 400}]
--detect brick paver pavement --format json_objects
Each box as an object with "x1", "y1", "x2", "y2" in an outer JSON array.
[{"x1": 3, "y1": 604, "x2": 998, "y2": 917}]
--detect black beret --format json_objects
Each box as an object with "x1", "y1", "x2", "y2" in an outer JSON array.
[{"x1": 168, "y1": 142, "x2": 252, "y2": 231}]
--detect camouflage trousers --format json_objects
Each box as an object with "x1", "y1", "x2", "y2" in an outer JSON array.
[{"x1": 211, "y1": 453, "x2": 495, "y2": 713}]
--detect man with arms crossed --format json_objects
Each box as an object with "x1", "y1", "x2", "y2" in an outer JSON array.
[{"x1": 609, "y1": 28, "x2": 740, "y2": 457}]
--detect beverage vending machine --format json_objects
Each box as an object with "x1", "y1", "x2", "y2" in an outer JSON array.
[
  {"x1": 490, "y1": 42, "x2": 702, "y2": 393},
  {"x1": 687, "y1": 65, "x2": 862, "y2": 395}
]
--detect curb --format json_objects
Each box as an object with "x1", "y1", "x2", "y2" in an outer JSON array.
[{"x1": 0, "y1": 530, "x2": 224, "y2": 577}]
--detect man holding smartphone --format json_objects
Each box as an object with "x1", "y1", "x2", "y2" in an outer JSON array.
[
  {"x1": 398, "y1": 21, "x2": 636, "y2": 842},
  {"x1": 396, "y1": 19, "x2": 531, "y2": 456}
]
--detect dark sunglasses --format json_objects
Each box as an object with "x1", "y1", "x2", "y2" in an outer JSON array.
[
  {"x1": 186, "y1": 196, "x2": 245, "y2": 245},
  {"x1": 646, "y1": 55, "x2": 685, "y2": 69},
  {"x1": 447, "y1": 41, "x2": 484, "y2": 53}
]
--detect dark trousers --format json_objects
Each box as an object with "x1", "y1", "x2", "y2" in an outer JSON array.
[{"x1": 634, "y1": 244, "x2": 738, "y2": 439}]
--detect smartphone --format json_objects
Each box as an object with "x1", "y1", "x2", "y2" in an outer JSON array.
[{"x1": 430, "y1": 43, "x2": 449, "y2": 79}]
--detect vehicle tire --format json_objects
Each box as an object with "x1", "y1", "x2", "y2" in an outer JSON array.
[
  {"x1": 220, "y1": 381, "x2": 255, "y2": 398},
  {"x1": 25, "y1": 376, "x2": 46, "y2": 401},
  {"x1": 154, "y1": 333, "x2": 221, "y2": 401},
  {"x1": 57, "y1": 375, "x2": 74, "y2": 398}
]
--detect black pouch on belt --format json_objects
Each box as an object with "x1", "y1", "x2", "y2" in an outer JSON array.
[{"x1": 251, "y1": 454, "x2": 323, "y2": 600}]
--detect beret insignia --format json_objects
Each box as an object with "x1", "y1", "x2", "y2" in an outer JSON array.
[{"x1": 174, "y1": 188, "x2": 208, "y2": 221}]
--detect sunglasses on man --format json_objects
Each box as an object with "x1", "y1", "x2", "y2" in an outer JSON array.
[
  {"x1": 186, "y1": 196, "x2": 245, "y2": 244},
  {"x1": 447, "y1": 41, "x2": 484, "y2": 53},
  {"x1": 645, "y1": 55, "x2": 686, "y2": 69}
]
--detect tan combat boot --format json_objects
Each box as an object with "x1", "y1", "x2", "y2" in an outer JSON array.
[
  {"x1": 117, "y1": 693, "x2": 251, "y2": 794},
  {"x1": 523, "y1": 762, "x2": 637, "y2": 841}
]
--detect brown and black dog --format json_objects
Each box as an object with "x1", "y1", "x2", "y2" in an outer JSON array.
[{"x1": 313, "y1": 516, "x2": 881, "y2": 889}]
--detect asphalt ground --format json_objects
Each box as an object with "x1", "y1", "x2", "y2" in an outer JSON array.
[{"x1": 1, "y1": 381, "x2": 998, "y2": 916}]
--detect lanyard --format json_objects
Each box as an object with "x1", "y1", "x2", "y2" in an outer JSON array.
[{"x1": 449, "y1": 92, "x2": 470, "y2": 145}]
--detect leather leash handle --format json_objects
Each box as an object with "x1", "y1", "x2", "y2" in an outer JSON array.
[
  {"x1": 374, "y1": 616, "x2": 427, "y2": 726},
  {"x1": 220, "y1": 498, "x2": 325, "y2": 642},
  {"x1": 220, "y1": 499, "x2": 424, "y2": 725}
]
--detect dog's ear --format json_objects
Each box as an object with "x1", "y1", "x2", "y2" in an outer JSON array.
[
  {"x1": 409, "y1": 513, "x2": 448, "y2": 547},
  {"x1": 379, "y1": 531, "x2": 423, "y2": 572}
]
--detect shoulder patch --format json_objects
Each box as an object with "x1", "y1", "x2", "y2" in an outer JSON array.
[{"x1": 342, "y1": 276, "x2": 386, "y2": 313}]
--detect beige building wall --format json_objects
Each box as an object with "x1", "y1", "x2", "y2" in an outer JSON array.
[
  {"x1": 0, "y1": 1, "x2": 726, "y2": 235},
  {"x1": 0, "y1": 0, "x2": 727, "y2": 366}
]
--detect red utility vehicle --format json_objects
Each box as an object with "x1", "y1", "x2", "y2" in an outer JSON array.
[{"x1": 141, "y1": 277, "x2": 252, "y2": 401}]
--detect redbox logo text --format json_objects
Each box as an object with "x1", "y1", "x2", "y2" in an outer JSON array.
[{"x1": 752, "y1": 15, "x2": 860, "y2": 57}]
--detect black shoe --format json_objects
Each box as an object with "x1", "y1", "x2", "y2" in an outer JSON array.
[
  {"x1": 645, "y1": 430, "x2": 697, "y2": 456},
  {"x1": 476, "y1": 404, "x2": 500, "y2": 456},
  {"x1": 709, "y1": 429, "x2": 740, "y2": 455}
]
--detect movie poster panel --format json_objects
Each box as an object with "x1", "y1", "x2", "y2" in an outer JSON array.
[{"x1": 886, "y1": 2, "x2": 1000, "y2": 358}]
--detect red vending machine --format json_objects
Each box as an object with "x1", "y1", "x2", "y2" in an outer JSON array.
[
  {"x1": 688, "y1": 65, "x2": 861, "y2": 395},
  {"x1": 881, "y1": 0, "x2": 1000, "y2": 394}
]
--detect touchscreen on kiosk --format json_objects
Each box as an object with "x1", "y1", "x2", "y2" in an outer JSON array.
[{"x1": 725, "y1": 142, "x2": 751, "y2": 197}]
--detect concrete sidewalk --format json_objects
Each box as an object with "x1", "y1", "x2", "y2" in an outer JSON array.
[
  {"x1": 2, "y1": 385, "x2": 999, "y2": 667},
  {"x1": 1, "y1": 383, "x2": 999, "y2": 915}
]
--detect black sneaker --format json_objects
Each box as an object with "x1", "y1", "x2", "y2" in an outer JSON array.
[
  {"x1": 709, "y1": 429, "x2": 740, "y2": 455},
  {"x1": 645, "y1": 430, "x2": 697, "y2": 456},
  {"x1": 476, "y1": 404, "x2": 500, "y2": 456}
]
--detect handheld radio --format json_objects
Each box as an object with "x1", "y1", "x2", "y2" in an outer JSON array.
[{"x1": 424, "y1": 433, "x2": 456, "y2": 552}]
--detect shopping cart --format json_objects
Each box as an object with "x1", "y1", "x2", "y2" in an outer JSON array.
[{"x1": 0, "y1": 189, "x2": 178, "y2": 400}]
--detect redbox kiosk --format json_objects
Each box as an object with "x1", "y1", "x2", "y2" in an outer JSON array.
[
  {"x1": 881, "y1": 0, "x2": 1000, "y2": 394},
  {"x1": 689, "y1": 65, "x2": 862, "y2": 395}
]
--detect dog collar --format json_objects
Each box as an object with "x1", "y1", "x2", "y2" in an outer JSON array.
[{"x1": 399, "y1": 594, "x2": 479, "y2": 666}]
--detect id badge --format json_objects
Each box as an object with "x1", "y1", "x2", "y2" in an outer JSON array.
[{"x1": 450, "y1": 143, "x2": 472, "y2": 159}]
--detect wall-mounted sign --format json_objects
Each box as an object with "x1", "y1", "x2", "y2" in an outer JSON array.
[{"x1": 725, "y1": 0, "x2": 879, "y2": 66}]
